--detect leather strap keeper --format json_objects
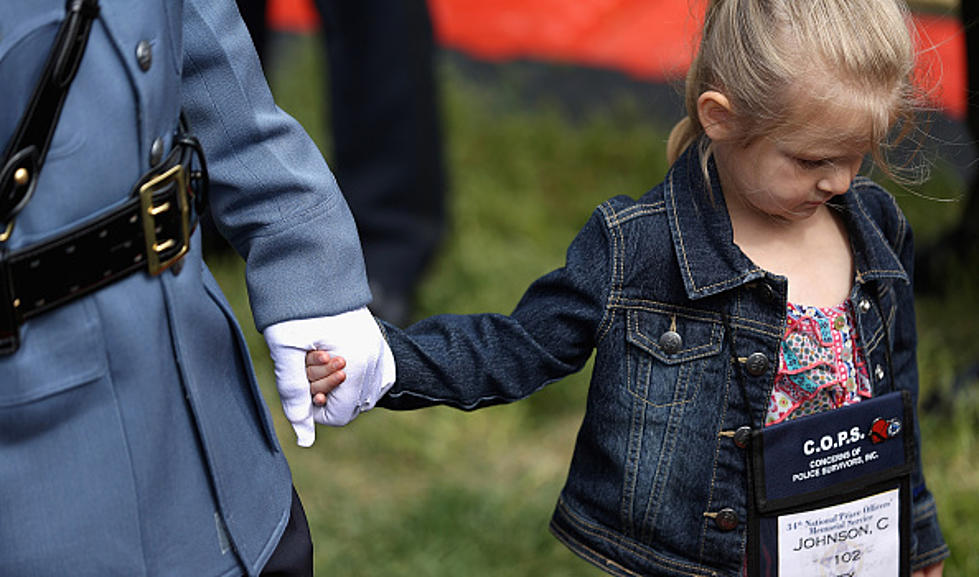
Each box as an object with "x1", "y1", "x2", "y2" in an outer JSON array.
[{"x1": 0, "y1": 142, "x2": 204, "y2": 355}]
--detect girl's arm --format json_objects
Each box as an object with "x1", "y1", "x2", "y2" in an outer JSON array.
[
  {"x1": 320, "y1": 208, "x2": 614, "y2": 411},
  {"x1": 868, "y1": 190, "x2": 950, "y2": 571}
]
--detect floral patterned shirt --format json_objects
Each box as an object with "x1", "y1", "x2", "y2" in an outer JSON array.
[{"x1": 765, "y1": 301, "x2": 873, "y2": 426}]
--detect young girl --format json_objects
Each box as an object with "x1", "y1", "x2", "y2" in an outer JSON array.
[{"x1": 309, "y1": 0, "x2": 948, "y2": 574}]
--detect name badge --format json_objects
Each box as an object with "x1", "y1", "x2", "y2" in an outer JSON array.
[{"x1": 748, "y1": 391, "x2": 913, "y2": 577}]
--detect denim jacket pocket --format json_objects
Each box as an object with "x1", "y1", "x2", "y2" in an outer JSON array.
[{"x1": 625, "y1": 305, "x2": 724, "y2": 406}]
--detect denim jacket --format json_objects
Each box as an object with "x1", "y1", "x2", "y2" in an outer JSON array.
[{"x1": 378, "y1": 146, "x2": 949, "y2": 576}]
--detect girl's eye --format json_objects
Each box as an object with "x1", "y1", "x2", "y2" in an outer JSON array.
[{"x1": 795, "y1": 157, "x2": 829, "y2": 169}]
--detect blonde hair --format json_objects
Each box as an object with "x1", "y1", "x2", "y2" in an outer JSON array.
[{"x1": 667, "y1": 0, "x2": 919, "y2": 179}]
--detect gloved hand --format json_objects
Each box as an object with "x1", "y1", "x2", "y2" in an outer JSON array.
[{"x1": 262, "y1": 306, "x2": 396, "y2": 447}]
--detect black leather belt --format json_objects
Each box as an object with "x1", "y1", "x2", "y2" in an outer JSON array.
[{"x1": 0, "y1": 139, "x2": 207, "y2": 355}]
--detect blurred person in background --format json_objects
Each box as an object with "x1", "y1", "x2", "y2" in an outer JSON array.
[{"x1": 237, "y1": 0, "x2": 447, "y2": 326}]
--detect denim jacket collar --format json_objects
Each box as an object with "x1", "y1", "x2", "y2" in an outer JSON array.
[{"x1": 663, "y1": 145, "x2": 909, "y2": 301}]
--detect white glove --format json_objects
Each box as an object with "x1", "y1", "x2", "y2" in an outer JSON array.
[{"x1": 262, "y1": 306, "x2": 396, "y2": 447}]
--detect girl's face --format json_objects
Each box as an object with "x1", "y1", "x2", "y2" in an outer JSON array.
[{"x1": 704, "y1": 93, "x2": 876, "y2": 223}]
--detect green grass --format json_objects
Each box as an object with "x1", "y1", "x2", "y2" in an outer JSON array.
[{"x1": 209, "y1": 35, "x2": 979, "y2": 576}]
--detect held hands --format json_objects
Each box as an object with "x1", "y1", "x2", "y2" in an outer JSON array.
[
  {"x1": 307, "y1": 349, "x2": 349, "y2": 405},
  {"x1": 262, "y1": 306, "x2": 395, "y2": 447}
]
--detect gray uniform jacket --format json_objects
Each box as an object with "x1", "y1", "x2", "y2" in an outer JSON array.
[{"x1": 0, "y1": 1, "x2": 369, "y2": 575}]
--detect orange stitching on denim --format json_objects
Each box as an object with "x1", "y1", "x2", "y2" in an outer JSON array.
[
  {"x1": 666, "y1": 173, "x2": 698, "y2": 293},
  {"x1": 666, "y1": 173, "x2": 767, "y2": 295},
  {"x1": 550, "y1": 522, "x2": 645, "y2": 577},
  {"x1": 724, "y1": 316, "x2": 782, "y2": 339},
  {"x1": 628, "y1": 324, "x2": 721, "y2": 360},
  {"x1": 911, "y1": 543, "x2": 950, "y2": 572},
  {"x1": 621, "y1": 320, "x2": 643, "y2": 532},
  {"x1": 607, "y1": 199, "x2": 665, "y2": 330},
  {"x1": 849, "y1": 184, "x2": 909, "y2": 279},
  {"x1": 700, "y1": 387, "x2": 731, "y2": 559},
  {"x1": 596, "y1": 197, "x2": 667, "y2": 342},
  {"x1": 698, "y1": 293, "x2": 740, "y2": 559},
  {"x1": 640, "y1": 376, "x2": 686, "y2": 540},
  {"x1": 623, "y1": 310, "x2": 719, "y2": 408},
  {"x1": 853, "y1": 177, "x2": 909, "y2": 260},
  {"x1": 597, "y1": 201, "x2": 622, "y2": 343},
  {"x1": 556, "y1": 499, "x2": 720, "y2": 576},
  {"x1": 606, "y1": 202, "x2": 665, "y2": 226},
  {"x1": 615, "y1": 299, "x2": 723, "y2": 323},
  {"x1": 912, "y1": 499, "x2": 938, "y2": 521}
]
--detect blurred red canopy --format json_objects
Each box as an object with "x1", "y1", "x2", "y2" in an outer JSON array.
[{"x1": 267, "y1": 0, "x2": 966, "y2": 118}]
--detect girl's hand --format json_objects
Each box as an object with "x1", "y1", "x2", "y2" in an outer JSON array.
[
  {"x1": 913, "y1": 561, "x2": 944, "y2": 577},
  {"x1": 306, "y1": 349, "x2": 347, "y2": 407}
]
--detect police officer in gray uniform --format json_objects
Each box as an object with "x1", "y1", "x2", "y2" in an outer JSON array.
[{"x1": 0, "y1": 1, "x2": 393, "y2": 575}]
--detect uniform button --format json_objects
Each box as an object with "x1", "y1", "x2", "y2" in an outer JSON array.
[
  {"x1": 733, "y1": 426, "x2": 752, "y2": 449},
  {"x1": 136, "y1": 40, "x2": 153, "y2": 71},
  {"x1": 149, "y1": 137, "x2": 165, "y2": 166},
  {"x1": 858, "y1": 299, "x2": 872, "y2": 313},
  {"x1": 659, "y1": 330, "x2": 683, "y2": 355},
  {"x1": 875, "y1": 364, "x2": 885, "y2": 381},
  {"x1": 714, "y1": 508, "x2": 739, "y2": 531},
  {"x1": 745, "y1": 352, "x2": 769, "y2": 376}
]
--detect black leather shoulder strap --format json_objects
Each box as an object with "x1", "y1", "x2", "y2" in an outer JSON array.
[{"x1": 0, "y1": 0, "x2": 101, "y2": 230}]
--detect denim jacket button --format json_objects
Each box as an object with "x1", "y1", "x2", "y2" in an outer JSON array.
[
  {"x1": 733, "y1": 426, "x2": 752, "y2": 448},
  {"x1": 858, "y1": 299, "x2": 872, "y2": 313},
  {"x1": 748, "y1": 280, "x2": 779, "y2": 303},
  {"x1": 761, "y1": 282, "x2": 779, "y2": 303},
  {"x1": 714, "y1": 508, "x2": 739, "y2": 531},
  {"x1": 658, "y1": 330, "x2": 682, "y2": 354},
  {"x1": 745, "y1": 353, "x2": 769, "y2": 376}
]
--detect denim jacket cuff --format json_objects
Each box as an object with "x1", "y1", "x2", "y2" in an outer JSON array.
[{"x1": 911, "y1": 488, "x2": 950, "y2": 571}]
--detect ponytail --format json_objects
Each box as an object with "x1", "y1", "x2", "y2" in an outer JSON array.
[
  {"x1": 667, "y1": 42, "x2": 707, "y2": 165},
  {"x1": 666, "y1": 118, "x2": 696, "y2": 166}
]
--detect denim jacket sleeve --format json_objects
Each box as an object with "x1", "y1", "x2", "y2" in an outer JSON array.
[
  {"x1": 379, "y1": 207, "x2": 613, "y2": 410},
  {"x1": 896, "y1": 226, "x2": 949, "y2": 571},
  {"x1": 862, "y1": 189, "x2": 949, "y2": 570}
]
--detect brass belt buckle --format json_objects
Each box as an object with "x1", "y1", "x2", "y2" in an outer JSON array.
[
  {"x1": 0, "y1": 220, "x2": 13, "y2": 243},
  {"x1": 138, "y1": 164, "x2": 190, "y2": 276}
]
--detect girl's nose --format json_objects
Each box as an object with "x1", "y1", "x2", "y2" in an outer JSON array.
[{"x1": 816, "y1": 164, "x2": 855, "y2": 196}]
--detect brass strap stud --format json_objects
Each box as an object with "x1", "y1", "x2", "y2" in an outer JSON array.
[{"x1": 13, "y1": 167, "x2": 30, "y2": 186}]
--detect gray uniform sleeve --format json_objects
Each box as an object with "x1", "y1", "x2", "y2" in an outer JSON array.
[{"x1": 180, "y1": 0, "x2": 370, "y2": 330}]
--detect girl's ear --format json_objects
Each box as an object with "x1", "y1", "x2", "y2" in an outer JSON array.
[{"x1": 697, "y1": 91, "x2": 736, "y2": 141}]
